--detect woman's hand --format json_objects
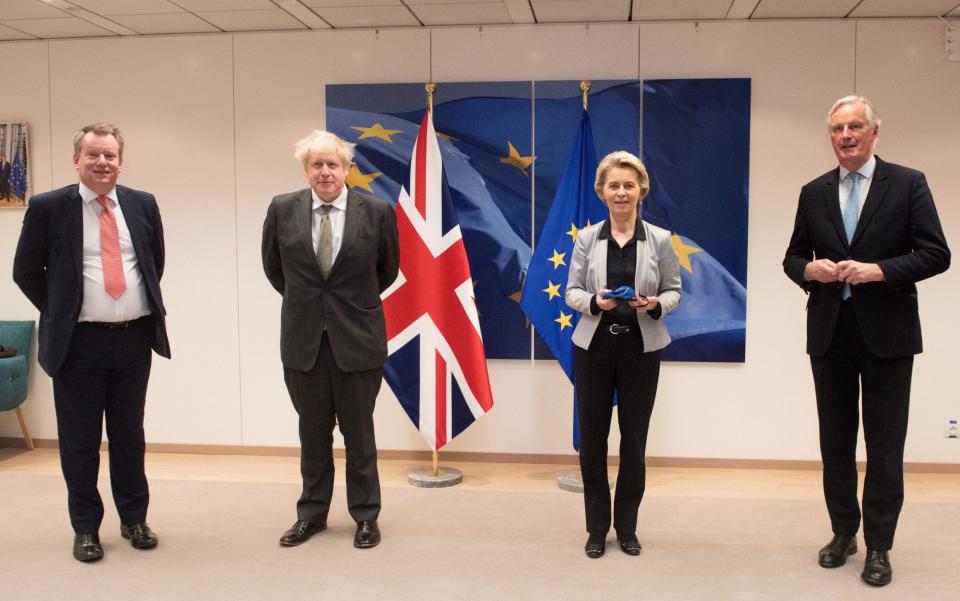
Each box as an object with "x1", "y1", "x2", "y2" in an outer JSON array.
[
  {"x1": 629, "y1": 294, "x2": 658, "y2": 311},
  {"x1": 595, "y1": 290, "x2": 617, "y2": 311}
]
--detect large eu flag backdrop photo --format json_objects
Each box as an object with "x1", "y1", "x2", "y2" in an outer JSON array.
[{"x1": 326, "y1": 79, "x2": 750, "y2": 364}]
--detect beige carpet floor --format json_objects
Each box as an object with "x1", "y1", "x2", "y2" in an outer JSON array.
[{"x1": 1, "y1": 471, "x2": 958, "y2": 600}]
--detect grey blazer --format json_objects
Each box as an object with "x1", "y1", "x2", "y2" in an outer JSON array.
[
  {"x1": 565, "y1": 218, "x2": 681, "y2": 352},
  {"x1": 262, "y1": 188, "x2": 400, "y2": 372}
]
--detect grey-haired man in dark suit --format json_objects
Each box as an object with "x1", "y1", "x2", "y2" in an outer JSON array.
[
  {"x1": 784, "y1": 96, "x2": 949, "y2": 586},
  {"x1": 262, "y1": 129, "x2": 399, "y2": 550}
]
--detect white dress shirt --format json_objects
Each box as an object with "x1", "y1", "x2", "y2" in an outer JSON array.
[
  {"x1": 311, "y1": 185, "x2": 348, "y2": 263},
  {"x1": 77, "y1": 182, "x2": 151, "y2": 323},
  {"x1": 838, "y1": 154, "x2": 876, "y2": 222}
]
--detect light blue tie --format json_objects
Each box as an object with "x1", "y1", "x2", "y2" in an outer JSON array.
[{"x1": 841, "y1": 172, "x2": 861, "y2": 299}]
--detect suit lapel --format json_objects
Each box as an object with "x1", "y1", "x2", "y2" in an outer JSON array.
[
  {"x1": 66, "y1": 185, "x2": 85, "y2": 280},
  {"x1": 821, "y1": 169, "x2": 848, "y2": 249},
  {"x1": 332, "y1": 191, "x2": 364, "y2": 275},
  {"x1": 850, "y1": 157, "x2": 890, "y2": 247},
  {"x1": 117, "y1": 187, "x2": 144, "y2": 261},
  {"x1": 298, "y1": 189, "x2": 316, "y2": 261}
]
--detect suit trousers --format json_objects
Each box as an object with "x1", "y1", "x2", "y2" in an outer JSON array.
[
  {"x1": 52, "y1": 316, "x2": 154, "y2": 533},
  {"x1": 574, "y1": 325, "x2": 660, "y2": 537},
  {"x1": 284, "y1": 332, "x2": 383, "y2": 524},
  {"x1": 811, "y1": 301, "x2": 913, "y2": 551}
]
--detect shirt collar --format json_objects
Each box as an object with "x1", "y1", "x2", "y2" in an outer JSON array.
[
  {"x1": 598, "y1": 215, "x2": 646, "y2": 242},
  {"x1": 79, "y1": 182, "x2": 118, "y2": 206},
  {"x1": 312, "y1": 185, "x2": 348, "y2": 212},
  {"x1": 839, "y1": 154, "x2": 876, "y2": 182}
]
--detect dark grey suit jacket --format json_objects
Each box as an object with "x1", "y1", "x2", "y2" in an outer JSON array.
[
  {"x1": 262, "y1": 188, "x2": 400, "y2": 372},
  {"x1": 13, "y1": 184, "x2": 170, "y2": 376},
  {"x1": 783, "y1": 156, "x2": 950, "y2": 358}
]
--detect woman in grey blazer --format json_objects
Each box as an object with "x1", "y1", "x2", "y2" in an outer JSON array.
[{"x1": 565, "y1": 151, "x2": 681, "y2": 558}]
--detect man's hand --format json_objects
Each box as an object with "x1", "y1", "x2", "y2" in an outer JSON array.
[
  {"x1": 803, "y1": 259, "x2": 840, "y2": 283},
  {"x1": 836, "y1": 260, "x2": 885, "y2": 285}
]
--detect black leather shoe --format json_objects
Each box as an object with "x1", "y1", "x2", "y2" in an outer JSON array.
[
  {"x1": 618, "y1": 534, "x2": 642, "y2": 556},
  {"x1": 818, "y1": 534, "x2": 857, "y2": 568},
  {"x1": 354, "y1": 521, "x2": 381, "y2": 549},
  {"x1": 73, "y1": 533, "x2": 103, "y2": 562},
  {"x1": 861, "y1": 549, "x2": 892, "y2": 587},
  {"x1": 120, "y1": 522, "x2": 158, "y2": 550},
  {"x1": 279, "y1": 520, "x2": 326, "y2": 546},
  {"x1": 584, "y1": 533, "x2": 605, "y2": 558}
]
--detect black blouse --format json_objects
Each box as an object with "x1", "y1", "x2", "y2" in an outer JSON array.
[{"x1": 589, "y1": 219, "x2": 662, "y2": 325}]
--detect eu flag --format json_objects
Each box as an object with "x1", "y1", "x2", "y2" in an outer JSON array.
[
  {"x1": 11, "y1": 148, "x2": 27, "y2": 199},
  {"x1": 519, "y1": 110, "x2": 606, "y2": 447}
]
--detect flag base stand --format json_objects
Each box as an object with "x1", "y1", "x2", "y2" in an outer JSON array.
[
  {"x1": 408, "y1": 466, "x2": 463, "y2": 488},
  {"x1": 557, "y1": 471, "x2": 612, "y2": 493}
]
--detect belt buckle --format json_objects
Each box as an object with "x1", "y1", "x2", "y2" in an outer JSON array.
[{"x1": 607, "y1": 324, "x2": 630, "y2": 335}]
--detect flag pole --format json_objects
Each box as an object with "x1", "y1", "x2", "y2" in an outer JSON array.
[
  {"x1": 557, "y1": 79, "x2": 608, "y2": 494},
  {"x1": 426, "y1": 80, "x2": 441, "y2": 478},
  {"x1": 560, "y1": 79, "x2": 593, "y2": 494}
]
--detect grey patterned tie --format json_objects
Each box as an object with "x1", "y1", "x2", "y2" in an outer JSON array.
[{"x1": 317, "y1": 204, "x2": 333, "y2": 278}]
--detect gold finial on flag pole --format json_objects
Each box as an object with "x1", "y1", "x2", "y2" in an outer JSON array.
[
  {"x1": 580, "y1": 80, "x2": 591, "y2": 111},
  {"x1": 426, "y1": 81, "x2": 437, "y2": 112}
]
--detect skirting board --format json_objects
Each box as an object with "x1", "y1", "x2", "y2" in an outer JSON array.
[{"x1": 2, "y1": 437, "x2": 959, "y2": 473}]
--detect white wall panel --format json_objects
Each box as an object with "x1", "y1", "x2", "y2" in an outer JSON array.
[
  {"x1": 2, "y1": 20, "x2": 957, "y2": 464},
  {"x1": 44, "y1": 35, "x2": 240, "y2": 444},
  {"x1": 232, "y1": 29, "x2": 430, "y2": 448},
  {"x1": 0, "y1": 41, "x2": 56, "y2": 442},
  {"x1": 856, "y1": 20, "x2": 960, "y2": 462},
  {"x1": 431, "y1": 23, "x2": 640, "y2": 81},
  {"x1": 636, "y1": 20, "x2": 855, "y2": 461}
]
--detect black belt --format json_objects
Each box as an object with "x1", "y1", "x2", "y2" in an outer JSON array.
[{"x1": 80, "y1": 316, "x2": 147, "y2": 330}]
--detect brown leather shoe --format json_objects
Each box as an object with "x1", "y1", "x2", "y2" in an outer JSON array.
[
  {"x1": 861, "y1": 549, "x2": 892, "y2": 586},
  {"x1": 121, "y1": 522, "x2": 158, "y2": 549},
  {"x1": 73, "y1": 533, "x2": 103, "y2": 562},
  {"x1": 353, "y1": 521, "x2": 381, "y2": 549},
  {"x1": 818, "y1": 534, "x2": 857, "y2": 568},
  {"x1": 279, "y1": 520, "x2": 326, "y2": 546}
]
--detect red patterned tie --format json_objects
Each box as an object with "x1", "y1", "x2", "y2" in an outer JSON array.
[{"x1": 96, "y1": 195, "x2": 126, "y2": 299}]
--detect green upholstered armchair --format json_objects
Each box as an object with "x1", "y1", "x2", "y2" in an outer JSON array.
[{"x1": 0, "y1": 321, "x2": 35, "y2": 450}]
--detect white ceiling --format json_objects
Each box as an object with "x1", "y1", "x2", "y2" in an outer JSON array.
[{"x1": 1, "y1": 0, "x2": 958, "y2": 40}]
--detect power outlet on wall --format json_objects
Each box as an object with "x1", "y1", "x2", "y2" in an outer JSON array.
[{"x1": 946, "y1": 419, "x2": 959, "y2": 439}]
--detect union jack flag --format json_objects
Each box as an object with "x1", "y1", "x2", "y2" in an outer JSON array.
[{"x1": 381, "y1": 109, "x2": 494, "y2": 451}]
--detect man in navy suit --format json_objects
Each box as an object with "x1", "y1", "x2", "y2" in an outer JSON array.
[
  {"x1": 784, "y1": 97, "x2": 950, "y2": 586},
  {"x1": 13, "y1": 123, "x2": 170, "y2": 562}
]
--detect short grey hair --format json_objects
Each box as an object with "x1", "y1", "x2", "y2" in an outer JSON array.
[
  {"x1": 293, "y1": 130, "x2": 354, "y2": 169},
  {"x1": 827, "y1": 96, "x2": 881, "y2": 129}
]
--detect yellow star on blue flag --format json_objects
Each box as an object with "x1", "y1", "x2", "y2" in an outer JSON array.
[
  {"x1": 352, "y1": 122, "x2": 402, "y2": 142},
  {"x1": 548, "y1": 250, "x2": 566, "y2": 269},
  {"x1": 542, "y1": 281, "x2": 561, "y2": 300}
]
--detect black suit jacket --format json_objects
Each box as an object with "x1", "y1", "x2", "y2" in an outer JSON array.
[
  {"x1": 0, "y1": 161, "x2": 11, "y2": 188},
  {"x1": 12, "y1": 184, "x2": 171, "y2": 376},
  {"x1": 783, "y1": 157, "x2": 950, "y2": 358},
  {"x1": 261, "y1": 188, "x2": 399, "y2": 373}
]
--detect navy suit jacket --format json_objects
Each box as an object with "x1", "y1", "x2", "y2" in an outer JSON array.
[
  {"x1": 13, "y1": 184, "x2": 171, "y2": 376},
  {"x1": 261, "y1": 188, "x2": 399, "y2": 373},
  {"x1": 783, "y1": 157, "x2": 950, "y2": 358}
]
